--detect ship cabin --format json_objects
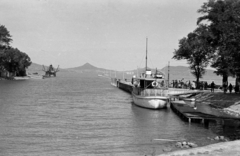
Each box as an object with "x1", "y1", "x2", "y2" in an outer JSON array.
[
  {"x1": 134, "y1": 70, "x2": 167, "y2": 89},
  {"x1": 132, "y1": 70, "x2": 168, "y2": 96}
]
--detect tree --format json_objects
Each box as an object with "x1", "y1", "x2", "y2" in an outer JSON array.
[
  {"x1": 0, "y1": 24, "x2": 32, "y2": 77},
  {"x1": 173, "y1": 25, "x2": 213, "y2": 89},
  {"x1": 0, "y1": 25, "x2": 12, "y2": 74},
  {"x1": 197, "y1": 0, "x2": 240, "y2": 86},
  {"x1": 3, "y1": 48, "x2": 31, "y2": 76},
  {"x1": 17, "y1": 51, "x2": 32, "y2": 76},
  {"x1": 0, "y1": 25, "x2": 12, "y2": 49}
]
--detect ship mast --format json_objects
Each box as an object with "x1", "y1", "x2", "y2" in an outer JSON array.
[
  {"x1": 145, "y1": 38, "x2": 148, "y2": 71},
  {"x1": 168, "y1": 61, "x2": 170, "y2": 88}
]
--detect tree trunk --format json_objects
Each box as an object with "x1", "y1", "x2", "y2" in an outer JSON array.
[
  {"x1": 196, "y1": 76, "x2": 200, "y2": 89},
  {"x1": 222, "y1": 74, "x2": 228, "y2": 93},
  {"x1": 235, "y1": 74, "x2": 240, "y2": 93},
  {"x1": 195, "y1": 66, "x2": 200, "y2": 89}
]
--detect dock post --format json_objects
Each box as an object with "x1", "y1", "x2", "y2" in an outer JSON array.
[{"x1": 204, "y1": 120, "x2": 209, "y2": 128}]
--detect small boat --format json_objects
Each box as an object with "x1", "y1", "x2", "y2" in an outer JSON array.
[
  {"x1": 42, "y1": 64, "x2": 59, "y2": 77},
  {"x1": 28, "y1": 73, "x2": 44, "y2": 79},
  {"x1": 131, "y1": 38, "x2": 169, "y2": 109},
  {"x1": 13, "y1": 76, "x2": 30, "y2": 80}
]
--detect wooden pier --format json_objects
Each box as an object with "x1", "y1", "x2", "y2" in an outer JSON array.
[
  {"x1": 111, "y1": 78, "x2": 133, "y2": 93},
  {"x1": 117, "y1": 80, "x2": 133, "y2": 93},
  {"x1": 171, "y1": 101, "x2": 216, "y2": 124},
  {"x1": 111, "y1": 78, "x2": 240, "y2": 125},
  {"x1": 170, "y1": 101, "x2": 240, "y2": 125}
]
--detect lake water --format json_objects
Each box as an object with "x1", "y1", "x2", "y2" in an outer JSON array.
[{"x1": 0, "y1": 72, "x2": 239, "y2": 156}]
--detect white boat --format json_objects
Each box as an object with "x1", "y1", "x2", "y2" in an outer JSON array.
[
  {"x1": 131, "y1": 38, "x2": 204, "y2": 109},
  {"x1": 13, "y1": 76, "x2": 30, "y2": 80},
  {"x1": 27, "y1": 73, "x2": 44, "y2": 79},
  {"x1": 132, "y1": 70, "x2": 169, "y2": 109},
  {"x1": 29, "y1": 74, "x2": 44, "y2": 79}
]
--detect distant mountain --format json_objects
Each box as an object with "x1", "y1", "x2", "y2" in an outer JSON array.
[
  {"x1": 70, "y1": 63, "x2": 98, "y2": 70},
  {"x1": 26, "y1": 62, "x2": 235, "y2": 84},
  {"x1": 67, "y1": 63, "x2": 110, "y2": 72}
]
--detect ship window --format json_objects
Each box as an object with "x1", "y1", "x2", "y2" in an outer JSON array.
[{"x1": 140, "y1": 80, "x2": 144, "y2": 88}]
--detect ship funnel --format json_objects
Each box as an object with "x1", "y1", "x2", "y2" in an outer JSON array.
[{"x1": 146, "y1": 70, "x2": 151, "y2": 75}]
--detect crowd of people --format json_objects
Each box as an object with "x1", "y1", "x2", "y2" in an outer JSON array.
[
  {"x1": 171, "y1": 79, "x2": 195, "y2": 89},
  {"x1": 222, "y1": 82, "x2": 239, "y2": 94},
  {"x1": 171, "y1": 79, "x2": 240, "y2": 94}
]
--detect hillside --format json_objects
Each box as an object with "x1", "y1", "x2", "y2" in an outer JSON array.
[
  {"x1": 26, "y1": 62, "x2": 236, "y2": 85},
  {"x1": 26, "y1": 63, "x2": 44, "y2": 72},
  {"x1": 119, "y1": 66, "x2": 235, "y2": 85},
  {"x1": 26, "y1": 63, "x2": 65, "y2": 75},
  {"x1": 161, "y1": 66, "x2": 235, "y2": 85},
  {"x1": 69, "y1": 63, "x2": 98, "y2": 70},
  {"x1": 66, "y1": 63, "x2": 110, "y2": 72}
]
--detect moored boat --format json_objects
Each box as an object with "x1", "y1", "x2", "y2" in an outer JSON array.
[
  {"x1": 13, "y1": 76, "x2": 30, "y2": 80},
  {"x1": 131, "y1": 38, "x2": 170, "y2": 109},
  {"x1": 126, "y1": 38, "x2": 204, "y2": 109},
  {"x1": 28, "y1": 74, "x2": 44, "y2": 79},
  {"x1": 132, "y1": 70, "x2": 169, "y2": 109}
]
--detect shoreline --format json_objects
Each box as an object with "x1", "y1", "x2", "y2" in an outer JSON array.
[
  {"x1": 157, "y1": 140, "x2": 240, "y2": 156},
  {"x1": 156, "y1": 92, "x2": 240, "y2": 156}
]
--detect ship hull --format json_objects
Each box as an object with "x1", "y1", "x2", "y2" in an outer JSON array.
[{"x1": 132, "y1": 92, "x2": 168, "y2": 109}]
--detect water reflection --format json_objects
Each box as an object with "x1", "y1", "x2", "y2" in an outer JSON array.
[
  {"x1": 182, "y1": 100, "x2": 240, "y2": 140},
  {"x1": 218, "y1": 119, "x2": 240, "y2": 140},
  {"x1": 130, "y1": 103, "x2": 215, "y2": 142}
]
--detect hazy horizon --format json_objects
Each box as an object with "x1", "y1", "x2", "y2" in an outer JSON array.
[{"x1": 1, "y1": 0, "x2": 208, "y2": 71}]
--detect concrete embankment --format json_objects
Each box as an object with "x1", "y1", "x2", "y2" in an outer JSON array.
[
  {"x1": 158, "y1": 140, "x2": 240, "y2": 156},
  {"x1": 158, "y1": 92, "x2": 240, "y2": 156}
]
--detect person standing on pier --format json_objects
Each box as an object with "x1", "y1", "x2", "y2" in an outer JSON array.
[
  {"x1": 235, "y1": 84, "x2": 239, "y2": 93},
  {"x1": 229, "y1": 83, "x2": 233, "y2": 93},
  {"x1": 175, "y1": 80, "x2": 178, "y2": 88},
  {"x1": 211, "y1": 81, "x2": 215, "y2": 92},
  {"x1": 172, "y1": 80, "x2": 175, "y2": 88}
]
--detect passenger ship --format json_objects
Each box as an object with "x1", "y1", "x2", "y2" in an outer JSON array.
[
  {"x1": 132, "y1": 69, "x2": 169, "y2": 109},
  {"x1": 131, "y1": 38, "x2": 169, "y2": 109}
]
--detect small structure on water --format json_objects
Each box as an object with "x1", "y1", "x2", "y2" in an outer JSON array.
[{"x1": 42, "y1": 64, "x2": 59, "y2": 77}]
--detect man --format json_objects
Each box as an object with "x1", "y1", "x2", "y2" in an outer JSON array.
[
  {"x1": 131, "y1": 75, "x2": 136, "y2": 84},
  {"x1": 229, "y1": 83, "x2": 233, "y2": 93},
  {"x1": 211, "y1": 81, "x2": 215, "y2": 92}
]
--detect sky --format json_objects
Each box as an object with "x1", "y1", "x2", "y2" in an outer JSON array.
[{"x1": 0, "y1": 0, "x2": 208, "y2": 70}]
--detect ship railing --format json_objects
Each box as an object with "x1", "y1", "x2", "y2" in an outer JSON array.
[
  {"x1": 167, "y1": 89, "x2": 201, "y2": 96},
  {"x1": 138, "y1": 88, "x2": 200, "y2": 97},
  {"x1": 140, "y1": 88, "x2": 169, "y2": 97}
]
